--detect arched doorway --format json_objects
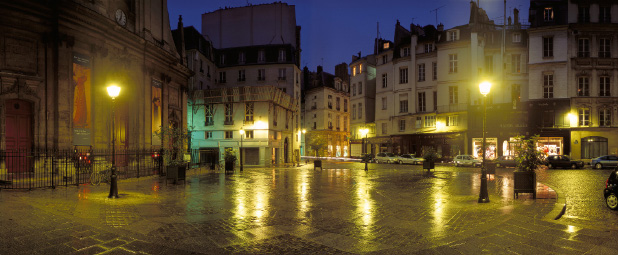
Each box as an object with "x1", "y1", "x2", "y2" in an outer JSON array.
[
  {"x1": 5, "y1": 99, "x2": 33, "y2": 173},
  {"x1": 284, "y1": 138, "x2": 289, "y2": 163}
]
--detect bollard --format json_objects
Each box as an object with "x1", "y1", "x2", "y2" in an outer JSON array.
[{"x1": 108, "y1": 166, "x2": 119, "y2": 198}]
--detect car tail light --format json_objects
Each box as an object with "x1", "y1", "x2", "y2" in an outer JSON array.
[{"x1": 606, "y1": 178, "x2": 610, "y2": 189}]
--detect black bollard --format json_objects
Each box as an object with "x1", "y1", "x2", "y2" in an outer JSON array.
[{"x1": 108, "y1": 166, "x2": 119, "y2": 198}]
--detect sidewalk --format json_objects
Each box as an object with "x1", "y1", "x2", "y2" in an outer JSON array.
[{"x1": 0, "y1": 166, "x2": 615, "y2": 254}]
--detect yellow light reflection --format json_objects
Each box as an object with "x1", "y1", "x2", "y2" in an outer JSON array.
[
  {"x1": 431, "y1": 178, "x2": 447, "y2": 233},
  {"x1": 568, "y1": 113, "x2": 577, "y2": 127},
  {"x1": 354, "y1": 175, "x2": 374, "y2": 238}
]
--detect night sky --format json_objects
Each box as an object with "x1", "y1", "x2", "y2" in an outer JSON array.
[{"x1": 168, "y1": 0, "x2": 530, "y2": 74}]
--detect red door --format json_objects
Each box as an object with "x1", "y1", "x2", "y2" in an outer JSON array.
[{"x1": 5, "y1": 99, "x2": 33, "y2": 173}]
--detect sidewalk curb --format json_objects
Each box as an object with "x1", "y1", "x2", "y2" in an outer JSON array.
[{"x1": 542, "y1": 182, "x2": 567, "y2": 221}]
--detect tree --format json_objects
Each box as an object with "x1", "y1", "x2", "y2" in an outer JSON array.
[{"x1": 307, "y1": 133, "x2": 329, "y2": 158}]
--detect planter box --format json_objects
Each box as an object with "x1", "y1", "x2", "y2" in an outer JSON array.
[
  {"x1": 314, "y1": 160, "x2": 322, "y2": 170},
  {"x1": 225, "y1": 161, "x2": 235, "y2": 171},
  {"x1": 514, "y1": 171, "x2": 536, "y2": 199},
  {"x1": 423, "y1": 161, "x2": 435, "y2": 170},
  {"x1": 166, "y1": 165, "x2": 186, "y2": 185}
]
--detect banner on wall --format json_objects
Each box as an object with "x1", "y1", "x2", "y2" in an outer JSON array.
[
  {"x1": 72, "y1": 53, "x2": 92, "y2": 145},
  {"x1": 152, "y1": 79, "x2": 162, "y2": 146}
]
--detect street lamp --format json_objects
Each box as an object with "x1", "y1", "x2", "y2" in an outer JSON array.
[
  {"x1": 478, "y1": 81, "x2": 491, "y2": 203},
  {"x1": 239, "y1": 129, "x2": 244, "y2": 172},
  {"x1": 107, "y1": 84, "x2": 121, "y2": 199},
  {"x1": 360, "y1": 128, "x2": 369, "y2": 171}
]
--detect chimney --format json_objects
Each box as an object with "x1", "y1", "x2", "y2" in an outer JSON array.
[
  {"x1": 508, "y1": 16, "x2": 512, "y2": 26},
  {"x1": 437, "y1": 23, "x2": 444, "y2": 32},
  {"x1": 177, "y1": 15, "x2": 186, "y2": 65},
  {"x1": 317, "y1": 65, "x2": 323, "y2": 74},
  {"x1": 514, "y1": 8, "x2": 520, "y2": 25}
]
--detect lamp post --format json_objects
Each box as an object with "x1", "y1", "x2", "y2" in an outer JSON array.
[
  {"x1": 360, "y1": 128, "x2": 369, "y2": 171},
  {"x1": 239, "y1": 129, "x2": 244, "y2": 172},
  {"x1": 478, "y1": 81, "x2": 491, "y2": 203},
  {"x1": 107, "y1": 85, "x2": 121, "y2": 199}
]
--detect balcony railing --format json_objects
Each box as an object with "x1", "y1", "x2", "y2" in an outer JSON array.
[
  {"x1": 205, "y1": 121, "x2": 214, "y2": 126},
  {"x1": 224, "y1": 120, "x2": 234, "y2": 125},
  {"x1": 437, "y1": 103, "x2": 468, "y2": 113}
]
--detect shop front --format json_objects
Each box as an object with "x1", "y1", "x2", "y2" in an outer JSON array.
[{"x1": 395, "y1": 132, "x2": 465, "y2": 160}]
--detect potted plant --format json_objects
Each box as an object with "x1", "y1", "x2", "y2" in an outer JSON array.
[
  {"x1": 154, "y1": 124, "x2": 189, "y2": 184},
  {"x1": 423, "y1": 148, "x2": 439, "y2": 171},
  {"x1": 513, "y1": 135, "x2": 543, "y2": 199},
  {"x1": 307, "y1": 133, "x2": 328, "y2": 170},
  {"x1": 224, "y1": 149, "x2": 237, "y2": 171}
]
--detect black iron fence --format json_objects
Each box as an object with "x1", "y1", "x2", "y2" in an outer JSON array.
[{"x1": 0, "y1": 149, "x2": 165, "y2": 190}]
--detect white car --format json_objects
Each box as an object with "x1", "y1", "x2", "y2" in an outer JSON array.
[
  {"x1": 396, "y1": 154, "x2": 425, "y2": 165},
  {"x1": 454, "y1": 155, "x2": 481, "y2": 167},
  {"x1": 374, "y1": 152, "x2": 398, "y2": 164}
]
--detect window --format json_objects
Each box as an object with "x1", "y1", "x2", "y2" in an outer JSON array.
[
  {"x1": 578, "y1": 38, "x2": 590, "y2": 58},
  {"x1": 352, "y1": 105, "x2": 356, "y2": 120},
  {"x1": 382, "y1": 97, "x2": 387, "y2": 110},
  {"x1": 273, "y1": 106, "x2": 278, "y2": 126},
  {"x1": 543, "y1": 74, "x2": 554, "y2": 98},
  {"x1": 415, "y1": 117, "x2": 422, "y2": 128},
  {"x1": 578, "y1": 77, "x2": 589, "y2": 96},
  {"x1": 278, "y1": 68, "x2": 286, "y2": 80},
  {"x1": 432, "y1": 62, "x2": 437, "y2": 80},
  {"x1": 600, "y1": 6, "x2": 611, "y2": 23},
  {"x1": 403, "y1": 47, "x2": 411, "y2": 56},
  {"x1": 418, "y1": 92, "x2": 426, "y2": 112},
  {"x1": 544, "y1": 7, "x2": 554, "y2": 22},
  {"x1": 278, "y1": 49, "x2": 286, "y2": 62},
  {"x1": 358, "y1": 103, "x2": 363, "y2": 119},
  {"x1": 542, "y1": 110, "x2": 555, "y2": 127},
  {"x1": 382, "y1": 55, "x2": 387, "y2": 64},
  {"x1": 238, "y1": 52, "x2": 245, "y2": 64},
  {"x1": 579, "y1": 108, "x2": 590, "y2": 126},
  {"x1": 353, "y1": 66, "x2": 357, "y2": 76},
  {"x1": 399, "y1": 119, "x2": 406, "y2": 131},
  {"x1": 225, "y1": 103, "x2": 233, "y2": 123},
  {"x1": 447, "y1": 115, "x2": 458, "y2": 126},
  {"x1": 417, "y1": 64, "x2": 424, "y2": 82},
  {"x1": 400, "y1": 99, "x2": 408, "y2": 113},
  {"x1": 258, "y1": 50, "x2": 265, "y2": 62},
  {"x1": 205, "y1": 131, "x2": 212, "y2": 139},
  {"x1": 582, "y1": 136, "x2": 608, "y2": 159},
  {"x1": 424, "y1": 44, "x2": 433, "y2": 53},
  {"x1": 199, "y1": 59, "x2": 204, "y2": 73},
  {"x1": 358, "y1": 82, "x2": 363, "y2": 94},
  {"x1": 207, "y1": 65, "x2": 210, "y2": 77},
  {"x1": 328, "y1": 95, "x2": 333, "y2": 109},
  {"x1": 258, "y1": 69, "x2": 265, "y2": 81},
  {"x1": 220, "y1": 54, "x2": 225, "y2": 65},
  {"x1": 336, "y1": 97, "x2": 340, "y2": 111},
  {"x1": 600, "y1": 109, "x2": 611, "y2": 127},
  {"x1": 449, "y1": 54, "x2": 458, "y2": 73},
  {"x1": 336, "y1": 115, "x2": 340, "y2": 129},
  {"x1": 205, "y1": 104, "x2": 213, "y2": 126},
  {"x1": 219, "y1": 71, "x2": 226, "y2": 83},
  {"x1": 448, "y1": 31, "x2": 457, "y2": 41},
  {"x1": 344, "y1": 99, "x2": 348, "y2": 112},
  {"x1": 449, "y1": 86, "x2": 458, "y2": 104},
  {"x1": 400, "y1": 67, "x2": 409, "y2": 83},
  {"x1": 245, "y1": 102, "x2": 254, "y2": 122},
  {"x1": 238, "y1": 69, "x2": 246, "y2": 82},
  {"x1": 424, "y1": 116, "x2": 435, "y2": 127},
  {"x1": 381, "y1": 123, "x2": 387, "y2": 134},
  {"x1": 433, "y1": 91, "x2": 437, "y2": 111},
  {"x1": 383, "y1": 42, "x2": 390, "y2": 49},
  {"x1": 352, "y1": 84, "x2": 356, "y2": 96},
  {"x1": 600, "y1": 38, "x2": 611, "y2": 58},
  {"x1": 245, "y1": 130, "x2": 254, "y2": 139},
  {"x1": 578, "y1": 6, "x2": 590, "y2": 23},
  {"x1": 600, "y1": 76, "x2": 611, "y2": 97},
  {"x1": 511, "y1": 54, "x2": 521, "y2": 73},
  {"x1": 543, "y1": 37, "x2": 553, "y2": 57},
  {"x1": 512, "y1": 33, "x2": 521, "y2": 43},
  {"x1": 484, "y1": 55, "x2": 493, "y2": 74},
  {"x1": 359, "y1": 64, "x2": 363, "y2": 74},
  {"x1": 344, "y1": 117, "x2": 348, "y2": 131},
  {"x1": 382, "y1": 73, "x2": 388, "y2": 88},
  {"x1": 225, "y1": 131, "x2": 233, "y2": 139}
]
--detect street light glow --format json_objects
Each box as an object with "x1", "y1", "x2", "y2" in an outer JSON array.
[
  {"x1": 360, "y1": 128, "x2": 369, "y2": 136},
  {"x1": 107, "y1": 85, "x2": 121, "y2": 98},
  {"x1": 479, "y1": 81, "x2": 491, "y2": 96},
  {"x1": 239, "y1": 129, "x2": 245, "y2": 135}
]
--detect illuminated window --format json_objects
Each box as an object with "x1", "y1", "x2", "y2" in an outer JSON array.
[
  {"x1": 578, "y1": 38, "x2": 590, "y2": 58},
  {"x1": 578, "y1": 108, "x2": 590, "y2": 126},
  {"x1": 353, "y1": 66, "x2": 357, "y2": 76},
  {"x1": 578, "y1": 77, "x2": 589, "y2": 96},
  {"x1": 599, "y1": 109, "x2": 611, "y2": 127},
  {"x1": 245, "y1": 130, "x2": 254, "y2": 139},
  {"x1": 359, "y1": 64, "x2": 363, "y2": 73},
  {"x1": 600, "y1": 76, "x2": 611, "y2": 97},
  {"x1": 543, "y1": 7, "x2": 554, "y2": 22},
  {"x1": 424, "y1": 116, "x2": 435, "y2": 127},
  {"x1": 415, "y1": 117, "x2": 422, "y2": 128},
  {"x1": 447, "y1": 115, "x2": 458, "y2": 126},
  {"x1": 383, "y1": 42, "x2": 390, "y2": 49}
]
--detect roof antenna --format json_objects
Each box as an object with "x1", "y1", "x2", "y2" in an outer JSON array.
[{"x1": 430, "y1": 5, "x2": 446, "y2": 26}]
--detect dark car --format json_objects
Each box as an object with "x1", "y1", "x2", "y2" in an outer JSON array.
[
  {"x1": 591, "y1": 155, "x2": 618, "y2": 169},
  {"x1": 544, "y1": 155, "x2": 584, "y2": 169},
  {"x1": 495, "y1": 155, "x2": 517, "y2": 168},
  {"x1": 604, "y1": 170, "x2": 618, "y2": 210}
]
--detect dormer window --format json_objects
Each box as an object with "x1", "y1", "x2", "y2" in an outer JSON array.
[
  {"x1": 402, "y1": 47, "x2": 411, "y2": 56},
  {"x1": 220, "y1": 54, "x2": 225, "y2": 65},
  {"x1": 383, "y1": 42, "x2": 390, "y2": 49},
  {"x1": 238, "y1": 52, "x2": 245, "y2": 64},
  {"x1": 352, "y1": 66, "x2": 357, "y2": 76},
  {"x1": 578, "y1": 5, "x2": 590, "y2": 23},
  {"x1": 447, "y1": 30, "x2": 458, "y2": 41},
  {"x1": 278, "y1": 49, "x2": 286, "y2": 62},
  {"x1": 544, "y1": 7, "x2": 554, "y2": 22},
  {"x1": 512, "y1": 33, "x2": 521, "y2": 43},
  {"x1": 424, "y1": 44, "x2": 433, "y2": 53},
  {"x1": 258, "y1": 50, "x2": 265, "y2": 63},
  {"x1": 359, "y1": 64, "x2": 363, "y2": 74}
]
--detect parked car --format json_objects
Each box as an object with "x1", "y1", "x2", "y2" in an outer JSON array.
[
  {"x1": 591, "y1": 155, "x2": 618, "y2": 169},
  {"x1": 604, "y1": 170, "x2": 618, "y2": 210},
  {"x1": 396, "y1": 154, "x2": 425, "y2": 165},
  {"x1": 374, "y1": 152, "x2": 398, "y2": 164},
  {"x1": 495, "y1": 155, "x2": 517, "y2": 168},
  {"x1": 544, "y1": 155, "x2": 584, "y2": 169},
  {"x1": 453, "y1": 155, "x2": 481, "y2": 167}
]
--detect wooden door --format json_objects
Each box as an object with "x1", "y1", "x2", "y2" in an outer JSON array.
[{"x1": 5, "y1": 99, "x2": 33, "y2": 173}]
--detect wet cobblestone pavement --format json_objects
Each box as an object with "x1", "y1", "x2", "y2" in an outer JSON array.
[{"x1": 1, "y1": 162, "x2": 617, "y2": 254}]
